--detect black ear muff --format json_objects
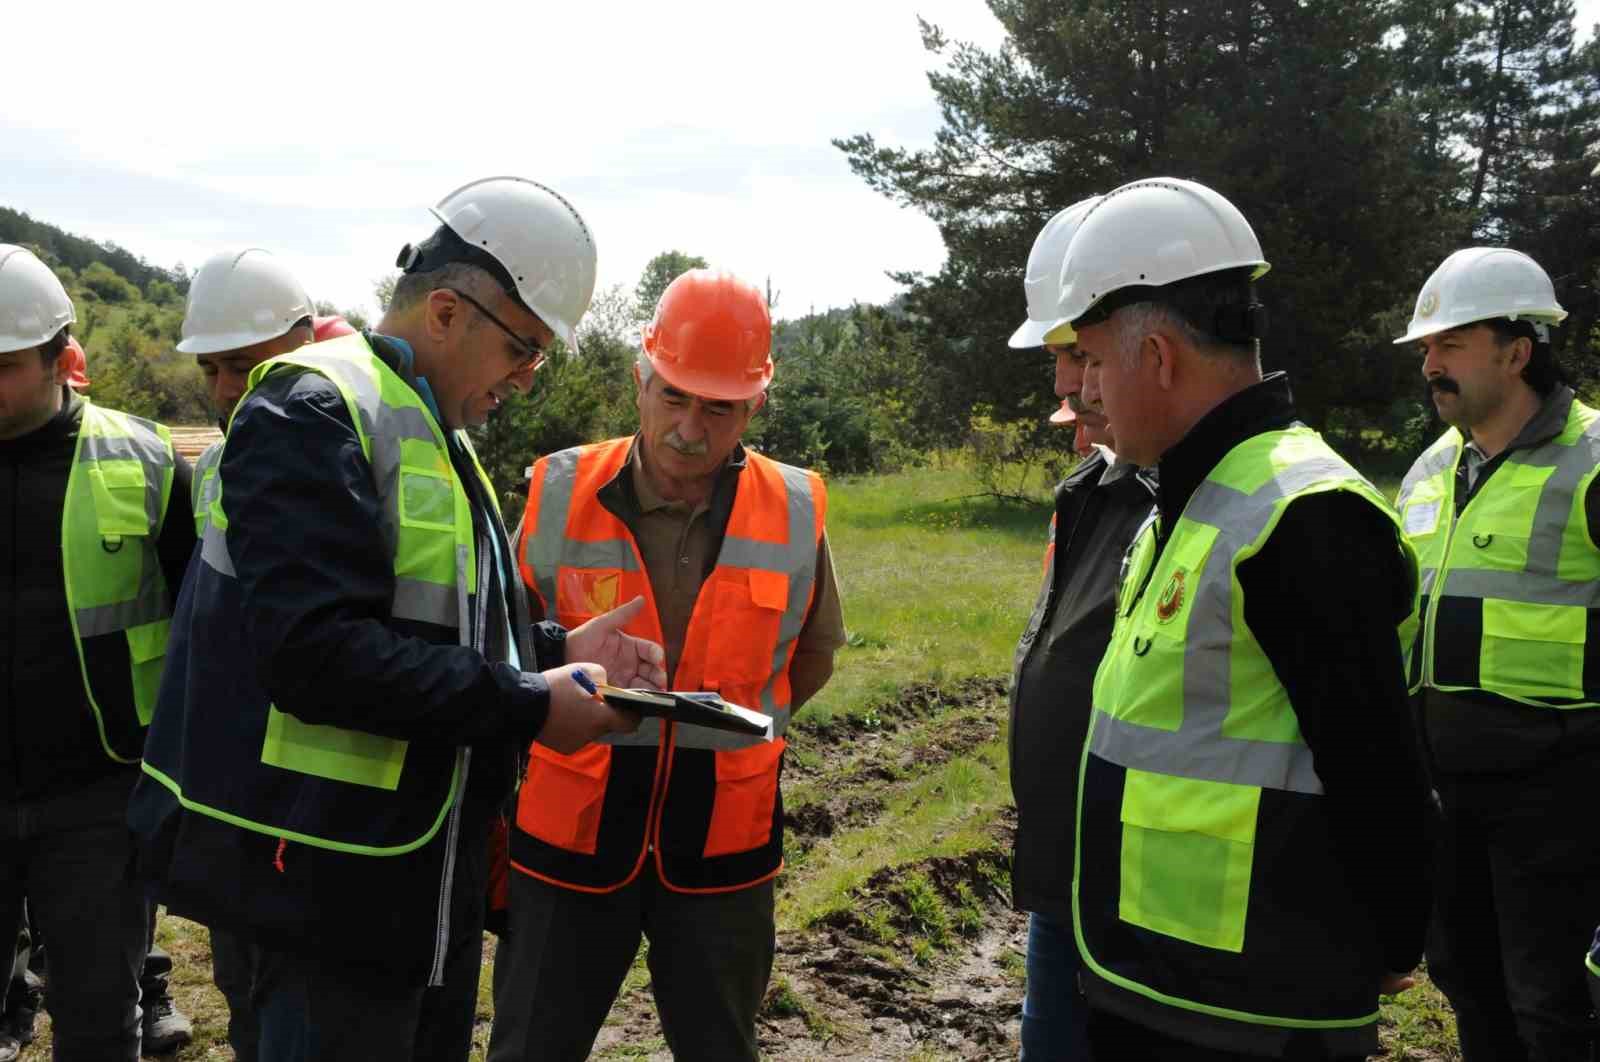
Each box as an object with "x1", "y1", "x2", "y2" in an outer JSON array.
[{"x1": 396, "y1": 244, "x2": 422, "y2": 272}]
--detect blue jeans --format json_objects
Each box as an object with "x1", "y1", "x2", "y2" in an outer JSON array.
[{"x1": 1021, "y1": 911, "x2": 1091, "y2": 1060}]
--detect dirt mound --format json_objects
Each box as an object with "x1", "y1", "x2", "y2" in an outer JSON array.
[
  {"x1": 760, "y1": 840, "x2": 1024, "y2": 1059},
  {"x1": 785, "y1": 676, "x2": 1008, "y2": 858}
]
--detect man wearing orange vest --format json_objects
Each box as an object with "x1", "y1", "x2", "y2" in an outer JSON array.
[{"x1": 490, "y1": 269, "x2": 846, "y2": 1061}]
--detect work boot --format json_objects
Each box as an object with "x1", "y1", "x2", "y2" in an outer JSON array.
[
  {"x1": 142, "y1": 991, "x2": 194, "y2": 1054},
  {"x1": 0, "y1": 968, "x2": 41, "y2": 1048}
]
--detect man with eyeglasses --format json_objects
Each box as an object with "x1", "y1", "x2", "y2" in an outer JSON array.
[{"x1": 130, "y1": 177, "x2": 667, "y2": 1062}]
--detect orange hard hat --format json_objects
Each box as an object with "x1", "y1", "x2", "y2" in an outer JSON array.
[
  {"x1": 641, "y1": 269, "x2": 772, "y2": 401},
  {"x1": 312, "y1": 315, "x2": 357, "y2": 342},
  {"x1": 64, "y1": 336, "x2": 90, "y2": 391}
]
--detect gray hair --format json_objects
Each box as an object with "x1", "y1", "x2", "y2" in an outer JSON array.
[
  {"x1": 635, "y1": 352, "x2": 763, "y2": 412},
  {"x1": 1111, "y1": 301, "x2": 1261, "y2": 371}
]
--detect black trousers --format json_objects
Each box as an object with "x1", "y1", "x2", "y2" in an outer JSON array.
[
  {"x1": 1087, "y1": 1010, "x2": 1369, "y2": 1061},
  {"x1": 209, "y1": 927, "x2": 259, "y2": 1062},
  {"x1": 1428, "y1": 756, "x2": 1600, "y2": 1062},
  {"x1": 0, "y1": 772, "x2": 147, "y2": 1062},
  {"x1": 488, "y1": 862, "x2": 776, "y2": 1062}
]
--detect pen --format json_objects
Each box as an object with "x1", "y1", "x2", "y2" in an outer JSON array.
[{"x1": 571, "y1": 667, "x2": 606, "y2": 702}]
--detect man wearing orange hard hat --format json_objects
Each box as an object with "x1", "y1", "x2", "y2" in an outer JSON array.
[{"x1": 491, "y1": 269, "x2": 846, "y2": 1062}]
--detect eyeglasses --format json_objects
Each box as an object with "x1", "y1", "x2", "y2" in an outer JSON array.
[{"x1": 445, "y1": 288, "x2": 547, "y2": 372}]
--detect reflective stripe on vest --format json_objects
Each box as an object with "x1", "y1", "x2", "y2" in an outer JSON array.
[
  {"x1": 158, "y1": 334, "x2": 489, "y2": 853},
  {"x1": 191, "y1": 440, "x2": 223, "y2": 538},
  {"x1": 1078, "y1": 426, "x2": 1415, "y2": 1027},
  {"x1": 514, "y1": 437, "x2": 825, "y2": 890},
  {"x1": 522, "y1": 441, "x2": 821, "y2": 747},
  {"x1": 62, "y1": 401, "x2": 176, "y2": 761},
  {"x1": 1396, "y1": 400, "x2": 1600, "y2": 706}
]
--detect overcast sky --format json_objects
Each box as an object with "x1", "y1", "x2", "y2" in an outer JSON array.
[{"x1": 4, "y1": 1, "x2": 1597, "y2": 325}]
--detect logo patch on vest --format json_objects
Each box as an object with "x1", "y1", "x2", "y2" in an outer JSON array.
[
  {"x1": 1155, "y1": 568, "x2": 1187, "y2": 624},
  {"x1": 570, "y1": 570, "x2": 620, "y2": 615}
]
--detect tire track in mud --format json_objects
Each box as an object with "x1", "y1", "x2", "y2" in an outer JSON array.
[{"x1": 593, "y1": 677, "x2": 1024, "y2": 1059}]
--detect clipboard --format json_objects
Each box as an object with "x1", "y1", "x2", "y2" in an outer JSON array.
[{"x1": 597, "y1": 684, "x2": 774, "y2": 739}]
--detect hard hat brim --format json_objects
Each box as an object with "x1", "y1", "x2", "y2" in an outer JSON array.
[{"x1": 645, "y1": 350, "x2": 772, "y2": 402}]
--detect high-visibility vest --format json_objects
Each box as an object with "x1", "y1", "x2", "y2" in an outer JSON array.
[
  {"x1": 139, "y1": 333, "x2": 500, "y2": 855},
  {"x1": 1074, "y1": 426, "x2": 1416, "y2": 1053},
  {"x1": 1395, "y1": 398, "x2": 1600, "y2": 706},
  {"x1": 63, "y1": 400, "x2": 177, "y2": 762},
  {"x1": 191, "y1": 440, "x2": 222, "y2": 537},
  {"x1": 512, "y1": 437, "x2": 825, "y2": 893}
]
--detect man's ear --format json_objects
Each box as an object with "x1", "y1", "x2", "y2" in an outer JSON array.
[
  {"x1": 1503, "y1": 335, "x2": 1533, "y2": 377},
  {"x1": 423, "y1": 289, "x2": 459, "y2": 343},
  {"x1": 749, "y1": 391, "x2": 768, "y2": 416},
  {"x1": 1149, "y1": 331, "x2": 1177, "y2": 392}
]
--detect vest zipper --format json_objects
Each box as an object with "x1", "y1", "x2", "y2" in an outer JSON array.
[
  {"x1": 429, "y1": 515, "x2": 493, "y2": 986},
  {"x1": 1422, "y1": 452, "x2": 1472, "y2": 689},
  {"x1": 428, "y1": 748, "x2": 469, "y2": 987}
]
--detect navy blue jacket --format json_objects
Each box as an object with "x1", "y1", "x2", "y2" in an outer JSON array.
[{"x1": 129, "y1": 335, "x2": 560, "y2": 984}]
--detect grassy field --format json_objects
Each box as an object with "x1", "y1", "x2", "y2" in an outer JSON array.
[{"x1": 22, "y1": 462, "x2": 1459, "y2": 1059}]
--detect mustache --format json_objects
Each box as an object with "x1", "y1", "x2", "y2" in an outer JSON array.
[
  {"x1": 663, "y1": 431, "x2": 708, "y2": 456},
  {"x1": 1429, "y1": 376, "x2": 1460, "y2": 396}
]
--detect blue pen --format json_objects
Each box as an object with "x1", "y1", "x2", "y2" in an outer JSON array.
[{"x1": 571, "y1": 668, "x2": 604, "y2": 700}]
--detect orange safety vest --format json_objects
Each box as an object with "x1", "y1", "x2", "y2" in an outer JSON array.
[{"x1": 511, "y1": 437, "x2": 826, "y2": 893}]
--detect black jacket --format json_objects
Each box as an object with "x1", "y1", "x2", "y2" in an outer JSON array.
[
  {"x1": 0, "y1": 392, "x2": 193, "y2": 802},
  {"x1": 1077, "y1": 374, "x2": 1431, "y2": 1056},
  {"x1": 1009, "y1": 450, "x2": 1154, "y2": 920},
  {"x1": 130, "y1": 334, "x2": 560, "y2": 984}
]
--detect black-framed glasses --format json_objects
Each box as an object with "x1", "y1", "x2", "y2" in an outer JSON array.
[{"x1": 445, "y1": 288, "x2": 546, "y2": 372}]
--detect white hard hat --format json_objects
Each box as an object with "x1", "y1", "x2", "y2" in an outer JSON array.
[
  {"x1": 0, "y1": 244, "x2": 75, "y2": 354},
  {"x1": 1057, "y1": 177, "x2": 1270, "y2": 325},
  {"x1": 1393, "y1": 247, "x2": 1567, "y2": 345},
  {"x1": 1009, "y1": 196, "x2": 1103, "y2": 349},
  {"x1": 177, "y1": 248, "x2": 312, "y2": 355},
  {"x1": 428, "y1": 176, "x2": 597, "y2": 353}
]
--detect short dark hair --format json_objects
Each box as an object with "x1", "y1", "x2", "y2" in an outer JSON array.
[
  {"x1": 390, "y1": 224, "x2": 522, "y2": 315},
  {"x1": 38, "y1": 326, "x2": 69, "y2": 367},
  {"x1": 1484, "y1": 317, "x2": 1563, "y2": 395}
]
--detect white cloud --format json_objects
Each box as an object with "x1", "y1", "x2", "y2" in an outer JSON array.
[{"x1": 3, "y1": 0, "x2": 1004, "y2": 320}]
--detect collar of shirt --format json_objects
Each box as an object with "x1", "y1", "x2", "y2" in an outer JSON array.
[
  {"x1": 365, "y1": 331, "x2": 442, "y2": 424},
  {"x1": 1154, "y1": 371, "x2": 1298, "y2": 532},
  {"x1": 1477, "y1": 383, "x2": 1577, "y2": 456},
  {"x1": 622, "y1": 435, "x2": 747, "y2": 518}
]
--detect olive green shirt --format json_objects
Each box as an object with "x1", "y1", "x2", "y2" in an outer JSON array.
[{"x1": 531, "y1": 438, "x2": 846, "y2": 709}]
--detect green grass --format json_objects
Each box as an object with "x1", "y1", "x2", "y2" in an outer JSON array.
[{"x1": 799, "y1": 465, "x2": 1050, "y2": 729}]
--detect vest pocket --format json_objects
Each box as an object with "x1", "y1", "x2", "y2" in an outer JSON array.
[
  {"x1": 1117, "y1": 768, "x2": 1259, "y2": 954},
  {"x1": 517, "y1": 742, "x2": 610, "y2": 855},
  {"x1": 88, "y1": 461, "x2": 150, "y2": 538},
  {"x1": 1480, "y1": 598, "x2": 1586, "y2": 700},
  {"x1": 703, "y1": 738, "x2": 785, "y2": 858},
  {"x1": 125, "y1": 619, "x2": 170, "y2": 726},
  {"x1": 704, "y1": 570, "x2": 787, "y2": 686},
  {"x1": 260, "y1": 706, "x2": 408, "y2": 791},
  {"x1": 398, "y1": 468, "x2": 457, "y2": 531}
]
